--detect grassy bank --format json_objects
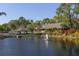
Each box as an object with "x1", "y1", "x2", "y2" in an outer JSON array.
[{"x1": 50, "y1": 31, "x2": 79, "y2": 46}]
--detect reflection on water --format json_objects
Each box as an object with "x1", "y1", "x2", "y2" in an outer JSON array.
[
  {"x1": 43, "y1": 34, "x2": 49, "y2": 48},
  {"x1": 52, "y1": 37, "x2": 79, "y2": 56},
  {"x1": 44, "y1": 40, "x2": 48, "y2": 48},
  {"x1": 0, "y1": 34, "x2": 79, "y2": 56}
]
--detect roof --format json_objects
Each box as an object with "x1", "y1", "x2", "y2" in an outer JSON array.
[
  {"x1": 41, "y1": 23, "x2": 62, "y2": 29},
  {"x1": 15, "y1": 26, "x2": 27, "y2": 31}
]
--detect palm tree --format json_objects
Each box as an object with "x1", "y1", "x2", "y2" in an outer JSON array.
[
  {"x1": 0, "y1": 12, "x2": 6, "y2": 16},
  {"x1": 56, "y1": 3, "x2": 73, "y2": 28}
]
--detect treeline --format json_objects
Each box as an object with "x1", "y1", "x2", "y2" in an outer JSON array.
[
  {"x1": 0, "y1": 3, "x2": 79, "y2": 32},
  {"x1": 0, "y1": 16, "x2": 55, "y2": 32},
  {"x1": 0, "y1": 17, "x2": 36, "y2": 32},
  {"x1": 55, "y1": 3, "x2": 79, "y2": 29}
]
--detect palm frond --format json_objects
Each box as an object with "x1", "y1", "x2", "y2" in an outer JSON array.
[{"x1": 0, "y1": 12, "x2": 7, "y2": 16}]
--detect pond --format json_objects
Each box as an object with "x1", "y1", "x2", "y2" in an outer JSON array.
[{"x1": 0, "y1": 34, "x2": 79, "y2": 56}]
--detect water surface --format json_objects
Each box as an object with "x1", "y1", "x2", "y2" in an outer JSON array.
[{"x1": 0, "y1": 35, "x2": 79, "y2": 56}]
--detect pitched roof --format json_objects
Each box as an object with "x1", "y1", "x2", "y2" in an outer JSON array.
[
  {"x1": 41, "y1": 23, "x2": 62, "y2": 29},
  {"x1": 15, "y1": 26, "x2": 27, "y2": 31}
]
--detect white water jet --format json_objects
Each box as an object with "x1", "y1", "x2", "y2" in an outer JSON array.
[
  {"x1": 44, "y1": 34, "x2": 48, "y2": 40},
  {"x1": 45, "y1": 40, "x2": 48, "y2": 48},
  {"x1": 44, "y1": 34, "x2": 49, "y2": 48}
]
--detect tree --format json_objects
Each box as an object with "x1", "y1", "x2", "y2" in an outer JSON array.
[
  {"x1": 0, "y1": 12, "x2": 6, "y2": 16},
  {"x1": 0, "y1": 12, "x2": 7, "y2": 32},
  {"x1": 56, "y1": 3, "x2": 74, "y2": 28},
  {"x1": 42, "y1": 18, "x2": 50, "y2": 24},
  {"x1": 2, "y1": 23, "x2": 10, "y2": 32}
]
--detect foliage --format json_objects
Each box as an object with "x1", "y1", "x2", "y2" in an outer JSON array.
[
  {"x1": 0, "y1": 12, "x2": 6, "y2": 16},
  {"x1": 60, "y1": 22, "x2": 71, "y2": 29},
  {"x1": 1, "y1": 3, "x2": 79, "y2": 33}
]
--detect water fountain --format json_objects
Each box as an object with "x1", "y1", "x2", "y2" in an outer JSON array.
[{"x1": 44, "y1": 34, "x2": 49, "y2": 48}]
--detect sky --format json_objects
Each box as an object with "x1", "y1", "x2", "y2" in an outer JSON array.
[{"x1": 0, "y1": 3, "x2": 60, "y2": 24}]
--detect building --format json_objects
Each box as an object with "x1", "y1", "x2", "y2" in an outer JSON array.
[
  {"x1": 34, "y1": 23, "x2": 62, "y2": 33},
  {"x1": 14, "y1": 26, "x2": 27, "y2": 35},
  {"x1": 40, "y1": 23, "x2": 62, "y2": 30}
]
